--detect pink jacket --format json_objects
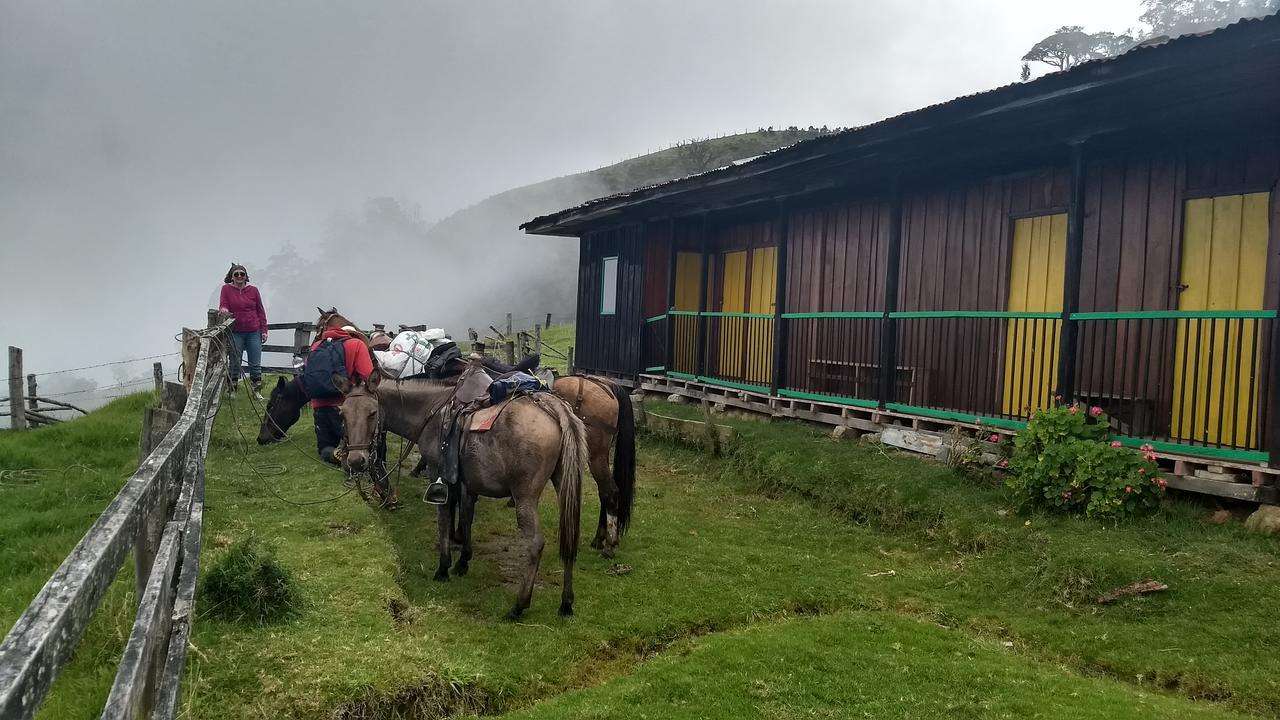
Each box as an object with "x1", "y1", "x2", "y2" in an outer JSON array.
[{"x1": 218, "y1": 284, "x2": 267, "y2": 333}]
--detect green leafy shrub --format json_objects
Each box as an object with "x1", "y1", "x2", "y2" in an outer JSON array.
[
  {"x1": 202, "y1": 537, "x2": 302, "y2": 624},
  {"x1": 1007, "y1": 403, "x2": 1166, "y2": 521}
]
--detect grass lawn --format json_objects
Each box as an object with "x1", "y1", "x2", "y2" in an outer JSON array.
[
  {"x1": 0, "y1": 393, "x2": 153, "y2": 719},
  {"x1": 6, "y1": 386, "x2": 1280, "y2": 719},
  {"x1": 181, "y1": 391, "x2": 1278, "y2": 718}
]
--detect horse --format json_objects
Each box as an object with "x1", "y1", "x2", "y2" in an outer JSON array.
[{"x1": 336, "y1": 369, "x2": 586, "y2": 619}]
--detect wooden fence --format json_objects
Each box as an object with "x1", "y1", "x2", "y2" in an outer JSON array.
[{"x1": 0, "y1": 315, "x2": 232, "y2": 719}]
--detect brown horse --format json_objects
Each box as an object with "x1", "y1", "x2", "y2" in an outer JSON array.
[
  {"x1": 336, "y1": 370, "x2": 587, "y2": 619},
  {"x1": 551, "y1": 376, "x2": 635, "y2": 558}
]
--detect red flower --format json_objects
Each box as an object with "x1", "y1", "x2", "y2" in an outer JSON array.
[
  {"x1": 1157, "y1": 478, "x2": 1167, "y2": 488},
  {"x1": 989, "y1": 434, "x2": 1000, "y2": 443},
  {"x1": 1090, "y1": 406, "x2": 1103, "y2": 417},
  {"x1": 974, "y1": 418, "x2": 982, "y2": 424},
  {"x1": 996, "y1": 459, "x2": 1009, "y2": 468},
  {"x1": 1110, "y1": 441, "x2": 1122, "y2": 448},
  {"x1": 1125, "y1": 486, "x2": 1132, "y2": 493},
  {"x1": 1069, "y1": 406, "x2": 1079, "y2": 414}
]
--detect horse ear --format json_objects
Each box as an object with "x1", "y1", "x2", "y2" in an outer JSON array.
[
  {"x1": 316, "y1": 306, "x2": 325, "y2": 315},
  {"x1": 366, "y1": 370, "x2": 381, "y2": 391},
  {"x1": 332, "y1": 373, "x2": 352, "y2": 395},
  {"x1": 275, "y1": 376, "x2": 285, "y2": 389}
]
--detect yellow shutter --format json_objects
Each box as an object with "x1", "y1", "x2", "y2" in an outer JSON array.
[{"x1": 1002, "y1": 213, "x2": 1066, "y2": 416}]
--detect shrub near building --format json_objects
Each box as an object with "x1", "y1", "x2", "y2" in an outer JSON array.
[{"x1": 1007, "y1": 403, "x2": 1165, "y2": 521}]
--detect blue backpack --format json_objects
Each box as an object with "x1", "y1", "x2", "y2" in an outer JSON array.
[{"x1": 300, "y1": 338, "x2": 349, "y2": 399}]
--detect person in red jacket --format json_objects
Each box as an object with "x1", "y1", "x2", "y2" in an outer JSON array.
[
  {"x1": 309, "y1": 327, "x2": 374, "y2": 464},
  {"x1": 217, "y1": 263, "x2": 268, "y2": 398}
]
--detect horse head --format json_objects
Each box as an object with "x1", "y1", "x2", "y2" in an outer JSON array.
[
  {"x1": 257, "y1": 376, "x2": 306, "y2": 444},
  {"x1": 334, "y1": 370, "x2": 382, "y2": 474}
]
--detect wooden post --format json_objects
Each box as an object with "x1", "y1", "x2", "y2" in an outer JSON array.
[
  {"x1": 534, "y1": 324, "x2": 542, "y2": 354},
  {"x1": 506, "y1": 313, "x2": 513, "y2": 342},
  {"x1": 567, "y1": 346, "x2": 575, "y2": 374},
  {"x1": 695, "y1": 214, "x2": 711, "y2": 378},
  {"x1": 545, "y1": 313, "x2": 552, "y2": 329},
  {"x1": 26, "y1": 374, "x2": 37, "y2": 411},
  {"x1": 207, "y1": 309, "x2": 220, "y2": 328},
  {"x1": 181, "y1": 329, "x2": 200, "y2": 389},
  {"x1": 879, "y1": 183, "x2": 904, "y2": 408},
  {"x1": 153, "y1": 362, "x2": 164, "y2": 393},
  {"x1": 505, "y1": 340, "x2": 516, "y2": 365},
  {"x1": 770, "y1": 202, "x2": 790, "y2": 396},
  {"x1": 1056, "y1": 141, "x2": 1088, "y2": 403},
  {"x1": 665, "y1": 217, "x2": 678, "y2": 373},
  {"x1": 468, "y1": 328, "x2": 480, "y2": 354},
  {"x1": 8, "y1": 346, "x2": 26, "y2": 430},
  {"x1": 293, "y1": 323, "x2": 312, "y2": 361}
]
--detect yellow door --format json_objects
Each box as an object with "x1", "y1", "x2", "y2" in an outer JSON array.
[
  {"x1": 1172, "y1": 192, "x2": 1270, "y2": 446},
  {"x1": 747, "y1": 246, "x2": 778, "y2": 384},
  {"x1": 672, "y1": 252, "x2": 701, "y2": 374},
  {"x1": 1002, "y1": 213, "x2": 1066, "y2": 416},
  {"x1": 718, "y1": 251, "x2": 749, "y2": 378}
]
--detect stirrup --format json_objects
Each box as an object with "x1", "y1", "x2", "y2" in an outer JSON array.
[{"x1": 423, "y1": 480, "x2": 449, "y2": 506}]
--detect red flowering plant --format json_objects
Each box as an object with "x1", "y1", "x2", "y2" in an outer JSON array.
[{"x1": 1006, "y1": 402, "x2": 1165, "y2": 521}]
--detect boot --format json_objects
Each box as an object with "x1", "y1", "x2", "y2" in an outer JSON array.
[
  {"x1": 424, "y1": 479, "x2": 449, "y2": 505},
  {"x1": 251, "y1": 378, "x2": 264, "y2": 401}
]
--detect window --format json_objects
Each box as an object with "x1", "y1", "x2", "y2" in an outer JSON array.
[{"x1": 600, "y1": 256, "x2": 618, "y2": 315}]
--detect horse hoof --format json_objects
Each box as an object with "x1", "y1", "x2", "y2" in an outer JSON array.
[
  {"x1": 590, "y1": 537, "x2": 603, "y2": 550},
  {"x1": 452, "y1": 562, "x2": 469, "y2": 577},
  {"x1": 432, "y1": 571, "x2": 449, "y2": 582},
  {"x1": 558, "y1": 602, "x2": 574, "y2": 617},
  {"x1": 600, "y1": 546, "x2": 616, "y2": 560}
]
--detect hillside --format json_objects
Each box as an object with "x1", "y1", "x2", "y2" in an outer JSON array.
[{"x1": 258, "y1": 129, "x2": 830, "y2": 339}]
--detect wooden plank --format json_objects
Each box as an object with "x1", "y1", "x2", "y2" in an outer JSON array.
[
  {"x1": 1117, "y1": 158, "x2": 1151, "y2": 311},
  {"x1": 102, "y1": 524, "x2": 181, "y2": 720},
  {"x1": 1166, "y1": 472, "x2": 1276, "y2": 503}
]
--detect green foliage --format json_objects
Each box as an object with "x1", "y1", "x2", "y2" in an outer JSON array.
[
  {"x1": 1008, "y1": 403, "x2": 1165, "y2": 520},
  {"x1": 201, "y1": 537, "x2": 302, "y2": 624}
]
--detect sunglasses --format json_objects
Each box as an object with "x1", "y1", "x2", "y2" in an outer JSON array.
[{"x1": 233, "y1": 272, "x2": 246, "y2": 278}]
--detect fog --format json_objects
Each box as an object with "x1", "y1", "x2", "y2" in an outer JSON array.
[{"x1": 0, "y1": 0, "x2": 1141, "y2": 406}]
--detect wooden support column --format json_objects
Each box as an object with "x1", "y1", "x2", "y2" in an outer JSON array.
[
  {"x1": 879, "y1": 185, "x2": 904, "y2": 407},
  {"x1": 770, "y1": 202, "x2": 790, "y2": 395},
  {"x1": 664, "y1": 218, "x2": 678, "y2": 373},
  {"x1": 26, "y1": 374, "x2": 37, "y2": 411},
  {"x1": 1056, "y1": 142, "x2": 1088, "y2": 402},
  {"x1": 695, "y1": 214, "x2": 711, "y2": 378},
  {"x1": 153, "y1": 363, "x2": 164, "y2": 393},
  {"x1": 8, "y1": 346, "x2": 26, "y2": 430}
]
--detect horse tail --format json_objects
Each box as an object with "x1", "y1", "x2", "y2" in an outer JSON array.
[
  {"x1": 550, "y1": 398, "x2": 586, "y2": 564},
  {"x1": 605, "y1": 380, "x2": 637, "y2": 537}
]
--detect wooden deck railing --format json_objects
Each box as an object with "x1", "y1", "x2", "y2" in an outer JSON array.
[{"x1": 0, "y1": 315, "x2": 232, "y2": 719}]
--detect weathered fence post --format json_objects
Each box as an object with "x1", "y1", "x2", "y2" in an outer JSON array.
[
  {"x1": 153, "y1": 362, "x2": 164, "y2": 393},
  {"x1": 293, "y1": 323, "x2": 311, "y2": 358},
  {"x1": 567, "y1": 346, "x2": 575, "y2": 374},
  {"x1": 8, "y1": 346, "x2": 26, "y2": 431},
  {"x1": 26, "y1": 374, "x2": 37, "y2": 411},
  {"x1": 181, "y1": 329, "x2": 200, "y2": 389},
  {"x1": 505, "y1": 314, "x2": 515, "y2": 364},
  {"x1": 468, "y1": 328, "x2": 480, "y2": 354},
  {"x1": 534, "y1": 324, "x2": 542, "y2": 354},
  {"x1": 207, "y1": 309, "x2": 220, "y2": 328},
  {"x1": 545, "y1": 313, "x2": 552, "y2": 329}
]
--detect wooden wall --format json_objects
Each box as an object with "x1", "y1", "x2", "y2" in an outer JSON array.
[{"x1": 575, "y1": 224, "x2": 644, "y2": 375}]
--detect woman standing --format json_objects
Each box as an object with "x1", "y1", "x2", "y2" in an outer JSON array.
[{"x1": 218, "y1": 263, "x2": 268, "y2": 398}]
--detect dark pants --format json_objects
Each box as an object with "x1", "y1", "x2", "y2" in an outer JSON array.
[{"x1": 314, "y1": 406, "x2": 343, "y2": 462}]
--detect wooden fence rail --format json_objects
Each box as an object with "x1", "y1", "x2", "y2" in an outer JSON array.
[{"x1": 0, "y1": 315, "x2": 232, "y2": 719}]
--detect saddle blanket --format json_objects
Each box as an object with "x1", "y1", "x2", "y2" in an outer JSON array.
[{"x1": 468, "y1": 399, "x2": 512, "y2": 432}]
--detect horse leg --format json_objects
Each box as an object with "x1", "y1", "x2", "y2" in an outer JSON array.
[
  {"x1": 452, "y1": 488, "x2": 476, "y2": 577},
  {"x1": 434, "y1": 502, "x2": 453, "y2": 582},
  {"x1": 508, "y1": 496, "x2": 544, "y2": 621},
  {"x1": 587, "y1": 441, "x2": 619, "y2": 558}
]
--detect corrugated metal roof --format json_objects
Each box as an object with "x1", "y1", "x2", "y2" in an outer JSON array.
[{"x1": 522, "y1": 12, "x2": 1279, "y2": 234}]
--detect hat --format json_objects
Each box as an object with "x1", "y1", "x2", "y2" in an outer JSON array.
[{"x1": 224, "y1": 263, "x2": 249, "y2": 283}]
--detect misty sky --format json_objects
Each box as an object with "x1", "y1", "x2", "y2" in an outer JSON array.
[{"x1": 0, "y1": 0, "x2": 1142, "y2": 388}]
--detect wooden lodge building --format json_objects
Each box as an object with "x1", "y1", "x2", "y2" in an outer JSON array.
[{"x1": 522, "y1": 15, "x2": 1280, "y2": 501}]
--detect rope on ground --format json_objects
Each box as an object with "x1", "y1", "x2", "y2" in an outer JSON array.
[{"x1": 0, "y1": 464, "x2": 100, "y2": 487}]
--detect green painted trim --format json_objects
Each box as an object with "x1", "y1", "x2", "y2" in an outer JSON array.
[
  {"x1": 778, "y1": 389, "x2": 879, "y2": 408},
  {"x1": 697, "y1": 376, "x2": 772, "y2": 394},
  {"x1": 890, "y1": 311, "x2": 1061, "y2": 320},
  {"x1": 701, "y1": 312, "x2": 774, "y2": 319},
  {"x1": 644, "y1": 314, "x2": 668, "y2": 323},
  {"x1": 668, "y1": 371, "x2": 697, "y2": 380},
  {"x1": 781, "y1": 312, "x2": 883, "y2": 320},
  {"x1": 1071, "y1": 310, "x2": 1277, "y2": 320},
  {"x1": 644, "y1": 366, "x2": 666, "y2": 373},
  {"x1": 885, "y1": 403, "x2": 1029, "y2": 431},
  {"x1": 1110, "y1": 436, "x2": 1269, "y2": 463},
  {"x1": 668, "y1": 310, "x2": 699, "y2": 316}
]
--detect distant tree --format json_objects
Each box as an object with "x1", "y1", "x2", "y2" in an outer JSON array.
[
  {"x1": 1021, "y1": 25, "x2": 1137, "y2": 71},
  {"x1": 673, "y1": 138, "x2": 718, "y2": 175},
  {"x1": 1140, "y1": 0, "x2": 1278, "y2": 38},
  {"x1": 1020, "y1": 62, "x2": 1031, "y2": 81}
]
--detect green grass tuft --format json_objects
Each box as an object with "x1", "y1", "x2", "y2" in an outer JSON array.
[{"x1": 201, "y1": 537, "x2": 303, "y2": 624}]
